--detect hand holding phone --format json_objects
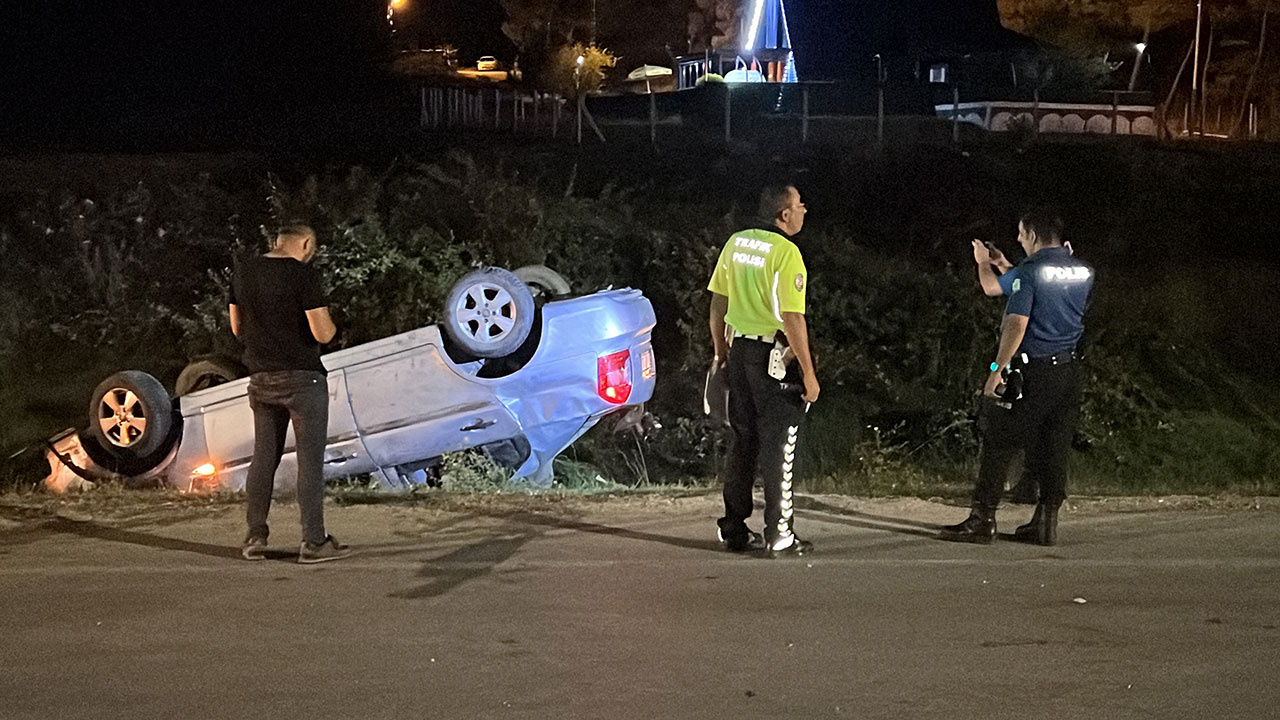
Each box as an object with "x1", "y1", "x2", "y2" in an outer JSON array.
[{"x1": 971, "y1": 238, "x2": 991, "y2": 265}]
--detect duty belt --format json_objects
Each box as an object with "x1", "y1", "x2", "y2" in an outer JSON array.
[
  {"x1": 733, "y1": 332, "x2": 777, "y2": 343},
  {"x1": 1023, "y1": 350, "x2": 1079, "y2": 366}
]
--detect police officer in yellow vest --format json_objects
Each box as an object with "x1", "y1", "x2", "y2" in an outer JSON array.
[{"x1": 707, "y1": 184, "x2": 819, "y2": 557}]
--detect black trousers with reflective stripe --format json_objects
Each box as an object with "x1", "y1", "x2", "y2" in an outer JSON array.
[
  {"x1": 719, "y1": 338, "x2": 808, "y2": 544},
  {"x1": 975, "y1": 362, "x2": 1082, "y2": 511}
]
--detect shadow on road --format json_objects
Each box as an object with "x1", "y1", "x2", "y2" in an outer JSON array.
[
  {"x1": 389, "y1": 531, "x2": 536, "y2": 600},
  {"x1": 796, "y1": 497, "x2": 942, "y2": 539},
  {"x1": 502, "y1": 510, "x2": 721, "y2": 552},
  {"x1": 34, "y1": 517, "x2": 242, "y2": 559},
  {"x1": 387, "y1": 510, "x2": 723, "y2": 599}
]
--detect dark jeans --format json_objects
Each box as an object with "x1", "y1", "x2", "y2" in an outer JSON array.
[
  {"x1": 974, "y1": 362, "x2": 1082, "y2": 511},
  {"x1": 245, "y1": 370, "x2": 329, "y2": 545},
  {"x1": 719, "y1": 338, "x2": 808, "y2": 544}
]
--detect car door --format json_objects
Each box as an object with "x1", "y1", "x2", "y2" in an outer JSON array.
[
  {"x1": 190, "y1": 370, "x2": 375, "y2": 491},
  {"x1": 337, "y1": 326, "x2": 523, "y2": 471}
]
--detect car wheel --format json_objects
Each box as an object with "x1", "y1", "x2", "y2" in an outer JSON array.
[
  {"x1": 444, "y1": 267, "x2": 535, "y2": 358},
  {"x1": 88, "y1": 371, "x2": 174, "y2": 461},
  {"x1": 174, "y1": 356, "x2": 247, "y2": 397},
  {"x1": 513, "y1": 265, "x2": 571, "y2": 299}
]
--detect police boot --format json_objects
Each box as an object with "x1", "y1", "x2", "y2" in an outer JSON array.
[
  {"x1": 1040, "y1": 504, "x2": 1059, "y2": 546},
  {"x1": 1013, "y1": 503, "x2": 1059, "y2": 546},
  {"x1": 1012, "y1": 504, "x2": 1044, "y2": 544},
  {"x1": 939, "y1": 507, "x2": 996, "y2": 544}
]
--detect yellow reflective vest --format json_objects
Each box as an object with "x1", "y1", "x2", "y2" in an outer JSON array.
[{"x1": 707, "y1": 226, "x2": 807, "y2": 337}]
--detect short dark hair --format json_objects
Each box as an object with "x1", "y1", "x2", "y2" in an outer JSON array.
[
  {"x1": 1019, "y1": 208, "x2": 1064, "y2": 245},
  {"x1": 757, "y1": 184, "x2": 796, "y2": 220},
  {"x1": 276, "y1": 223, "x2": 315, "y2": 244}
]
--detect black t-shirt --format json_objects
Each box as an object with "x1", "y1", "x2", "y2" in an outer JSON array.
[{"x1": 230, "y1": 255, "x2": 328, "y2": 374}]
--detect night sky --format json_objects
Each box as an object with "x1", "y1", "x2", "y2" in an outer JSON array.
[
  {"x1": 0, "y1": 0, "x2": 1012, "y2": 144},
  {"x1": 1, "y1": 3, "x2": 385, "y2": 105},
  {"x1": 791, "y1": 0, "x2": 1011, "y2": 76}
]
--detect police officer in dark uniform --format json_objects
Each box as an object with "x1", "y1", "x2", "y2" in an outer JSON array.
[
  {"x1": 972, "y1": 238, "x2": 1042, "y2": 505},
  {"x1": 707, "y1": 184, "x2": 819, "y2": 557},
  {"x1": 942, "y1": 209, "x2": 1094, "y2": 546}
]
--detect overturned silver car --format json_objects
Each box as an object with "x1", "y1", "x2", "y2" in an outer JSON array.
[{"x1": 45, "y1": 267, "x2": 657, "y2": 493}]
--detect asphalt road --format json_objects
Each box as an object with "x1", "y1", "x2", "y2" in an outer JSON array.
[{"x1": 2, "y1": 494, "x2": 1278, "y2": 720}]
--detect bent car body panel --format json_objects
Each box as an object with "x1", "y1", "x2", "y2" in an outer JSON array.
[
  {"x1": 174, "y1": 370, "x2": 375, "y2": 492},
  {"x1": 342, "y1": 329, "x2": 524, "y2": 472},
  {"x1": 494, "y1": 289, "x2": 658, "y2": 483},
  {"x1": 164, "y1": 287, "x2": 656, "y2": 492}
]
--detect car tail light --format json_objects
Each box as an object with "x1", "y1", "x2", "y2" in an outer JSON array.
[{"x1": 597, "y1": 350, "x2": 633, "y2": 405}]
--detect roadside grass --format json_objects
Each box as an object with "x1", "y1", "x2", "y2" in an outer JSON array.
[
  {"x1": 0, "y1": 482, "x2": 243, "y2": 525},
  {"x1": 803, "y1": 409, "x2": 1280, "y2": 499},
  {"x1": 2, "y1": 465, "x2": 1274, "y2": 526},
  {"x1": 1070, "y1": 411, "x2": 1280, "y2": 497},
  {"x1": 4, "y1": 408, "x2": 1275, "y2": 514},
  {"x1": 325, "y1": 453, "x2": 712, "y2": 507}
]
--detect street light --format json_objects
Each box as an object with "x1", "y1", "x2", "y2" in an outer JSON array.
[
  {"x1": 874, "y1": 53, "x2": 885, "y2": 147},
  {"x1": 387, "y1": 0, "x2": 406, "y2": 28},
  {"x1": 575, "y1": 55, "x2": 586, "y2": 144},
  {"x1": 1128, "y1": 40, "x2": 1148, "y2": 92}
]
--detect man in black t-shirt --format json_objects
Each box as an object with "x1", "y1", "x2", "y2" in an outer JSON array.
[{"x1": 230, "y1": 224, "x2": 352, "y2": 563}]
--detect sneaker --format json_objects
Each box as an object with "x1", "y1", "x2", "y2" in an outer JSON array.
[
  {"x1": 767, "y1": 535, "x2": 814, "y2": 558},
  {"x1": 241, "y1": 536, "x2": 268, "y2": 561},
  {"x1": 298, "y1": 535, "x2": 354, "y2": 564},
  {"x1": 717, "y1": 527, "x2": 765, "y2": 553}
]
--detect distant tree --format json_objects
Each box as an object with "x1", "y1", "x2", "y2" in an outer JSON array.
[
  {"x1": 1001, "y1": 1, "x2": 1227, "y2": 91},
  {"x1": 501, "y1": 0, "x2": 593, "y2": 86},
  {"x1": 1002, "y1": 1, "x2": 1280, "y2": 139},
  {"x1": 504, "y1": 0, "x2": 692, "y2": 87},
  {"x1": 1012, "y1": 5, "x2": 1122, "y2": 90},
  {"x1": 687, "y1": 0, "x2": 744, "y2": 52},
  {"x1": 999, "y1": 1, "x2": 1193, "y2": 37},
  {"x1": 598, "y1": 0, "x2": 689, "y2": 61},
  {"x1": 501, "y1": 0, "x2": 590, "y2": 54},
  {"x1": 543, "y1": 43, "x2": 619, "y2": 97}
]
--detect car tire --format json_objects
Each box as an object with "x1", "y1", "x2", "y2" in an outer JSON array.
[
  {"x1": 88, "y1": 371, "x2": 174, "y2": 461},
  {"x1": 444, "y1": 267, "x2": 535, "y2": 358},
  {"x1": 513, "y1": 265, "x2": 571, "y2": 299},
  {"x1": 174, "y1": 356, "x2": 247, "y2": 397}
]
